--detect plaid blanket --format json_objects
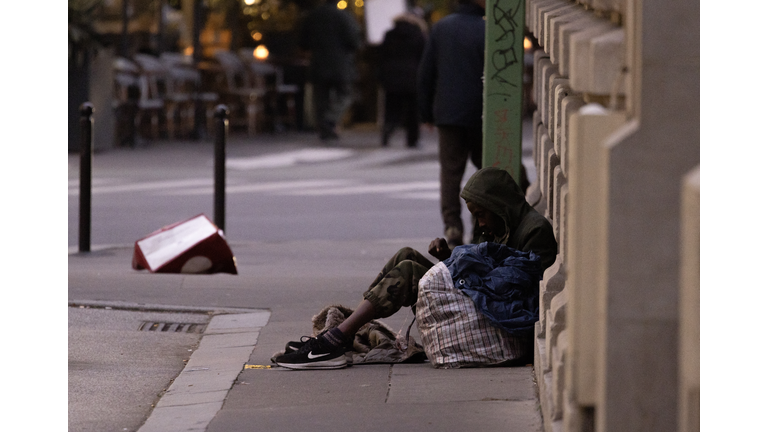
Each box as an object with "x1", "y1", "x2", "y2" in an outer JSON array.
[{"x1": 416, "y1": 262, "x2": 531, "y2": 368}]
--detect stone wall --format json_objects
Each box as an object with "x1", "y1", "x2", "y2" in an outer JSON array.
[{"x1": 523, "y1": 0, "x2": 699, "y2": 431}]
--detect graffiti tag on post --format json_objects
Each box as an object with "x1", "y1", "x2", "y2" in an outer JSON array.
[
  {"x1": 483, "y1": 0, "x2": 524, "y2": 180},
  {"x1": 490, "y1": 0, "x2": 523, "y2": 91}
]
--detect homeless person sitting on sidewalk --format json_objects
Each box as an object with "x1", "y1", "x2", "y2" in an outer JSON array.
[{"x1": 274, "y1": 167, "x2": 557, "y2": 369}]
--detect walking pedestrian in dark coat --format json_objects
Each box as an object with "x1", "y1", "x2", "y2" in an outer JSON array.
[
  {"x1": 379, "y1": 13, "x2": 427, "y2": 148},
  {"x1": 418, "y1": 0, "x2": 486, "y2": 248},
  {"x1": 299, "y1": 0, "x2": 363, "y2": 141}
]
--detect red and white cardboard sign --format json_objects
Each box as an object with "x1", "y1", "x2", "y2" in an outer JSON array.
[{"x1": 132, "y1": 214, "x2": 238, "y2": 275}]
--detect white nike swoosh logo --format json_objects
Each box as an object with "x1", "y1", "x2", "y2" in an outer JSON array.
[{"x1": 307, "y1": 351, "x2": 330, "y2": 359}]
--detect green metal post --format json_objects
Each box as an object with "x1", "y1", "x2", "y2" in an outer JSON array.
[{"x1": 483, "y1": 0, "x2": 525, "y2": 184}]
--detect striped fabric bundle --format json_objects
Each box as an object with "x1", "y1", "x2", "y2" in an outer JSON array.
[{"x1": 415, "y1": 262, "x2": 531, "y2": 368}]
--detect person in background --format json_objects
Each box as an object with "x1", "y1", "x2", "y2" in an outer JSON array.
[
  {"x1": 378, "y1": 12, "x2": 427, "y2": 148},
  {"x1": 299, "y1": 0, "x2": 363, "y2": 141},
  {"x1": 418, "y1": 0, "x2": 486, "y2": 248}
]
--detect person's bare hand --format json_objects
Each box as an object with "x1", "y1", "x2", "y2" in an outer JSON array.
[{"x1": 428, "y1": 238, "x2": 451, "y2": 261}]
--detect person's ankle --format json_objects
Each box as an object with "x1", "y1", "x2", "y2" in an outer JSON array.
[{"x1": 321, "y1": 327, "x2": 351, "y2": 348}]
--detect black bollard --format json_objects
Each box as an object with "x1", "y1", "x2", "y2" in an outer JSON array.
[
  {"x1": 214, "y1": 104, "x2": 229, "y2": 232},
  {"x1": 79, "y1": 103, "x2": 94, "y2": 253}
]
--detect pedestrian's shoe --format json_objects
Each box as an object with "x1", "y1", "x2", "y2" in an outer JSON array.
[
  {"x1": 274, "y1": 335, "x2": 348, "y2": 370},
  {"x1": 319, "y1": 121, "x2": 339, "y2": 141},
  {"x1": 319, "y1": 130, "x2": 339, "y2": 141},
  {"x1": 381, "y1": 124, "x2": 395, "y2": 147}
]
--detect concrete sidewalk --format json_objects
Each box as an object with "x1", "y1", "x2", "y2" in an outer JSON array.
[
  {"x1": 69, "y1": 121, "x2": 543, "y2": 431},
  {"x1": 69, "y1": 239, "x2": 544, "y2": 432}
]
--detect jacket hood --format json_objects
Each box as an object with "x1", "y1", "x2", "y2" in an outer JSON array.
[{"x1": 460, "y1": 167, "x2": 529, "y2": 245}]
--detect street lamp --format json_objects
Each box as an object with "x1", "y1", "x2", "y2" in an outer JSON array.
[{"x1": 253, "y1": 44, "x2": 269, "y2": 60}]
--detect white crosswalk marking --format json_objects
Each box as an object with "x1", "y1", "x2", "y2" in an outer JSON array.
[
  {"x1": 68, "y1": 178, "x2": 117, "y2": 188},
  {"x1": 283, "y1": 181, "x2": 439, "y2": 196},
  {"x1": 163, "y1": 180, "x2": 354, "y2": 196},
  {"x1": 226, "y1": 148, "x2": 354, "y2": 170},
  {"x1": 397, "y1": 191, "x2": 441, "y2": 200},
  {"x1": 68, "y1": 148, "x2": 446, "y2": 199},
  {"x1": 68, "y1": 178, "x2": 212, "y2": 196},
  {"x1": 68, "y1": 178, "x2": 440, "y2": 200}
]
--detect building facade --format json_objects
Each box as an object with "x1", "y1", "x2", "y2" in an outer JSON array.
[{"x1": 517, "y1": 0, "x2": 699, "y2": 430}]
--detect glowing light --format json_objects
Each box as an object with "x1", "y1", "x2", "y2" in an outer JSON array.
[
  {"x1": 355, "y1": 0, "x2": 363, "y2": 6},
  {"x1": 251, "y1": 31, "x2": 263, "y2": 41},
  {"x1": 261, "y1": 12, "x2": 270, "y2": 19},
  {"x1": 337, "y1": 0, "x2": 347, "y2": 9},
  {"x1": 524, "y1": 37, "x2": 532, "y2": 50},
  {"x1": 183, "y1": 46, "x2": 193, "y2": 56},
  {"x1": 244, "y1": 0, "x2": 256, "y2": 5},
  {"x1": 253, "y1": 45, "x2": 269, "y2": 60}
]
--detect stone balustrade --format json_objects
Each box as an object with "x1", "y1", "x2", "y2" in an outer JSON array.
[{"x1": 523, "y1": 0, "x2": 699, "y2": 431}]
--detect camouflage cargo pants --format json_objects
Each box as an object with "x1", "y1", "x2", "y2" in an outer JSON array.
[{"x1": 363, "y1": 247, "x2": 436, "y2": 318}]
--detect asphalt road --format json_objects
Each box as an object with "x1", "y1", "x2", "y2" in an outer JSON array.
[
  {"x1": 68, "y1": 126, "x2": 459, "y2": 250},
  {"x1": 67, "y1": 120, "x2": 535, "y2": 249},
  {"x1": 68, "y1": 125, "x2": 458, "y2": 431}
]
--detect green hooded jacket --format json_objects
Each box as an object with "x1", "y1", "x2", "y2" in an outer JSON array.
[{"x1": 460, "y1": 167, "x2": 558, "y2": 270}]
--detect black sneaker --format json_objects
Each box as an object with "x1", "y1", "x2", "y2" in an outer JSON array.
[
  {"x1": 275, "y1": 335, "x2": 348, "y2": 370},
  {"x1": 284, "y1": 329, "x2": 331, "y2": 353},
  {"x1": 284, "y1": 336, "x2": 312, "y2": 353}
]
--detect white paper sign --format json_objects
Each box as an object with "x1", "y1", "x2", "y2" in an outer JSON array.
[{"x1": 364, "y1": 0, "x2": 407, "y2": 45}]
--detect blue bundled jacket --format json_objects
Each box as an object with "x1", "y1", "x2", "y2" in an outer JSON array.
[{"x1": 443, "y1": 242, "x2": 544, "y2": 336}]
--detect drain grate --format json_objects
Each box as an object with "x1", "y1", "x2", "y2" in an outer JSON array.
[{"x1": 139, "y1": 321, "x2": 207, "y2": 334}]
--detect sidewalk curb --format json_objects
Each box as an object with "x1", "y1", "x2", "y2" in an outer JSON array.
[
  {"x1": 138, "y1": 306, "x2": 270, "y2": 432},
  {"x1": 70, "y1": 300, "x2": 271, "y2": 432},
  {"x1": 68, "y1": 300, "x2": 264, "y2": 316}
]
